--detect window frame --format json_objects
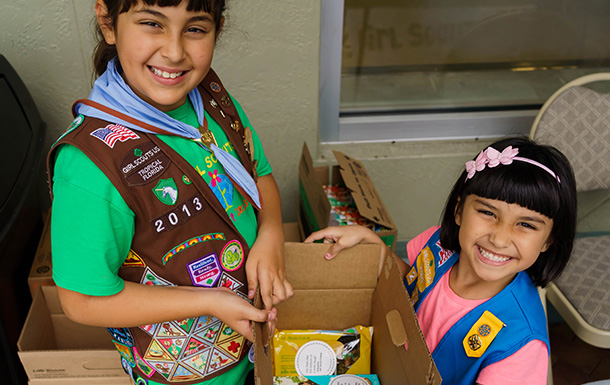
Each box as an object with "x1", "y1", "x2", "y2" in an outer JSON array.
[{"x1": 319, "y1": 0, "x2": 538, "y2": 143}]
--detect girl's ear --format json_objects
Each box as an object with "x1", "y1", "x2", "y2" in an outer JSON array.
[
  {"x1": 454, "y1": 197, "x2": 462, "y2": 226},
  {"x1": 96, "y1": 0, "x2": 116, "y2": 45},
  {"x1": 541, "y1": 236, "x2": 553, "y2": 253}
]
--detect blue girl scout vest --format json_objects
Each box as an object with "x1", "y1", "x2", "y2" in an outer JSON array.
[
  {"x1": 404, "y1": 228, "x2": 550, "y2": 385},
  {"x1": 47, "y1": 72, "x2": 257, "y2": 385}
]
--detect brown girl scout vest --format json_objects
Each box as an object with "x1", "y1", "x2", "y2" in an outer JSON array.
[{"x1": 47, "y1": 70, "x2": 258, "y2": 384}]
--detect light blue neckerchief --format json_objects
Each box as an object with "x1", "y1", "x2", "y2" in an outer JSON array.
[{"x1": 74, "y1": 58, "x2": 261, "y2": 209}]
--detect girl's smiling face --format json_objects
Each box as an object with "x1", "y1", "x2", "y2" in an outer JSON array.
[
  {"x1": 97, "y1": 0, "x2": 221, "y2": 111},
  {"x1": 454, "y1": 194, "x2": 553, "y2": 292}
]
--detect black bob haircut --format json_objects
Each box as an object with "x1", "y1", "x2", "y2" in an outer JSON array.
[
  {"x1": 93, "y1": 0, "x2": 226, "y2": 77},
  {"x1": 439, "y1": 136, "x2": 577, "y2": 287}
]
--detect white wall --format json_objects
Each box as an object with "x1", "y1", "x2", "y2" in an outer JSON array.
[{"x1": 1, "y1": 0, "x2": 489, "y2": 242}]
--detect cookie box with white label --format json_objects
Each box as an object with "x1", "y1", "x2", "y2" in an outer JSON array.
[{"x1": 252, "y1": 242, "x2": 442, "y2": 384}]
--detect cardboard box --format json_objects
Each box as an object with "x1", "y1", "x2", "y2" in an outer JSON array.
[
  {"x1": 299, "y1": 143, "x2": 397, "y2": 250},
  {"x1": 253, "y1": 242, "x2": 441, "y2": 384},
  {"x1": 17, "y1": 285, "x2": 124, "y2": 380},
  {"x1": 28, "y1": 210, "x2": 54, "y2": 297}
]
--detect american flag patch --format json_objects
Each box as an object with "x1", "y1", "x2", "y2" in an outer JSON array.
[{"x1": 90, "y1": 124, "x2": 140, "y2": 148}]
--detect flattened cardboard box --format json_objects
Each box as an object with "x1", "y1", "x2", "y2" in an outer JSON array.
[
  {"x1": 253, "y1": 243, "x2": 441, "y2": 385},
  {"x1": 299, "y1": 142, "x2": 397, "y2": 250}
]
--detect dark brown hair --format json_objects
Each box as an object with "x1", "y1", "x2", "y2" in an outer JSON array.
[{"x1": 93, "y1": 0, "x2": 226, "y2": 76}]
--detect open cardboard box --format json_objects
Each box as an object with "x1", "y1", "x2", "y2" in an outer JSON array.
[
  {"x1": 253, "y1": 242, "x2": 441, "y2": 385},
  {"x1": 17, "y1": 285, "x2": 125, "y2": 380},
  {"x1": 299, "y1": 143, "x2": 397, "y2": 250}
]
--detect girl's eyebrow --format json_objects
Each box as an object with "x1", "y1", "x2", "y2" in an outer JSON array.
[
  {"x1": 474, "y1": 198, "x2": 548, "y2": 224},
  {"x1": 134, "y1": 8, "x2": 213, "y2": 23}
]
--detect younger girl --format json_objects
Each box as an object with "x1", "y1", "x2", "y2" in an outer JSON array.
[
  {"x1": 306, "y1": 137, "x2": 577, "y2": 384},
  {"x1": 48, "y1": 0, "x2": 292, "y2": 384}
]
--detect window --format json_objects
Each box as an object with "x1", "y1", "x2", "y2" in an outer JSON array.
[{"x1": 320, "y1": 0, "x2": 610, "y2": 142}]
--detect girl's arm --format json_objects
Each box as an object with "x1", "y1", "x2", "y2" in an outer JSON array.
[
  {"x1": 246, "y1": 173, "x2": 294, "y2": 310},
  {"x1": 57, "y1": 281, "x2": 275, "y2": 342},
  {"x1": 304, "y1": 226, "x2": 410, "y2": 277}
]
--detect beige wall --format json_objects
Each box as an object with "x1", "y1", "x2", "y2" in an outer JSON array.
[{"x1": 1, "y1": 0, "x2": 490, "y2": 242}]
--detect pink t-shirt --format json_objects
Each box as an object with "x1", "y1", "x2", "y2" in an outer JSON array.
[{"x1": 406, "y1": 227, "x2": 548, "y2": 385}]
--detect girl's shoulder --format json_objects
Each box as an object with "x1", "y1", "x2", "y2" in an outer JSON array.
[{"x1": 406, "y1": 226, "x2": 441, "y2": 265}]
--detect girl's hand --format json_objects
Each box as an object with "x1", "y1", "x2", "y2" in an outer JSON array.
[
  {"x1": 304, "y1": 225, "x2": 384, "y2": 259},
  {"x1": 210, "y1": 287, "x2": 276, "y2": 342},
  {"x1": 246, "y1": 174, "x2": 294, "y2": 310},
  {"x1": 246, "y1": 235, "x2": 294, "y2": 310}
]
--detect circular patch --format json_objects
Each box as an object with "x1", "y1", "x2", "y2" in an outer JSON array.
[
  {"x1": 182, "y1": 175, "x2": 192, "y2": 185},
  {"x1": 221, "y1": 240, "x2": 244, "y2": 271},
  {"x1": 248, "y1": 344, "x2": 255, "y2": 363},
  {"x1": 210, "y1": 82, "x2": 221, "y2": 92},
  {"x1": 478, "y1": 324, "x2": 491, "y2": 337},
  {"x1": 468, "y1": 334, "x2": 482, "y2": 351},
  {"x1": 295, "y1": 340, "x2": 337, "y2": 377}
]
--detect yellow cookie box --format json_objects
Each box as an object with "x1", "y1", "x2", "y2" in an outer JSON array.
[{"x1": 272, "y1": 325, "x2": 373, "y2": 377}]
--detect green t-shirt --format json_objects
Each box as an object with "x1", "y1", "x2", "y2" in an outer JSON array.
[{"x1": 51, "y1": 95, "x2": 267, "y2": 385}]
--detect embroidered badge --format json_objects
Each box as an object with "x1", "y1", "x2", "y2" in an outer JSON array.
[
  {"x1": 463, "y1": 310, "x2": 505, "y2": 358},
  {"x1": 218, "y1": 273, "x2": 244, "y2": 291},
  {"x1": 176, "y1": 318, "x2": 196, "y2": 334},
  {"x1": 157, "y1": 322, "x2": 187, "y2": 338},
  {"x1": 221, "y1": 240, "x2": 244, "y2": 271},
  {"x1": 91, "y1": 123, "x2": 140, "y2": 148},
  {"x1": 207, "y1": 349, "x2": 234, "y2": 375},
  {"x1": 140, "y1": 324, "x2": 159, "y2": 336},
  {"x1": 416, "y1": 246, "x2": 436, "y2": 292},
  {"x1": 183, "y1": 336, "x2": 212, "y2": 358},
  {"x1": 123, "y1": 249, "x2": 146, "y2": 268},
  {"x1": 170, "y1": 364, "x2": 200, "y2": 382},
  {"x1": 182, "y1": 350, "x2": 211, "y2": 376},
  {"x1": 133, "y1": 347, "x2": 156, "y2": 378},
  {"x1": 146, "y1": 360, "x2": 174, "y2": 380},
  {"x1": 107, "y1": 327, "x2": 134, "y2": 347},
  {"x1": 208, "y1": 170, "x2": 234, "y2": 210},
  {"x1": 217, "y1": 336, "x2": 245, "y2": 359},
  {"x1": 182, "y1": 175, "x2": 192, "y2": 185},
  {"x1": 153, "y1": 178, "x2": 178, "y2": 205},
  {"x1": 435, "y1": 239, "x2": 454, "y2": 268},
  {"x1": 187, "y1": 253, "x2": 222, "y2": 287},
  {"x1": 210, "y1": 82, "x2": 221, "y2": 92},
  {"x1": 140, "y1": 267, "x2": 175, "y2": 287},
  {"x1": 121, "y1": 143, "x2": 170, "y2": 186},
  {"x1": 159, "y1": 337, "x2": 186, "y2": 359},
  {"x1": 406, "y1": 266, "x2": 418, "y2": 285},
  {"x1": 113, "y1": 340, "x2": 136, "y2": 367},
  {"x1": 162, "y1": 233, "x2": 225, "y2": 265}
]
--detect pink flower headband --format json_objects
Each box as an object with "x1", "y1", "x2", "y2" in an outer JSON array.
[{"x1": 465, "y1": 146, "x2": 560, "y2": 183}]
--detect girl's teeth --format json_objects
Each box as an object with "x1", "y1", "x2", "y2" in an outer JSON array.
[
  {"x1": 478, "y1": 247, "x2": 510, "y2": 262},
  {"x1": 152, "y1": 67, "x2": 183, "y2": 79}
]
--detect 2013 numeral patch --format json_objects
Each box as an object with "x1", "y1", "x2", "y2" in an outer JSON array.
[{"x1": 152, "y1": 193, "x2": 205, "y2": 233}]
